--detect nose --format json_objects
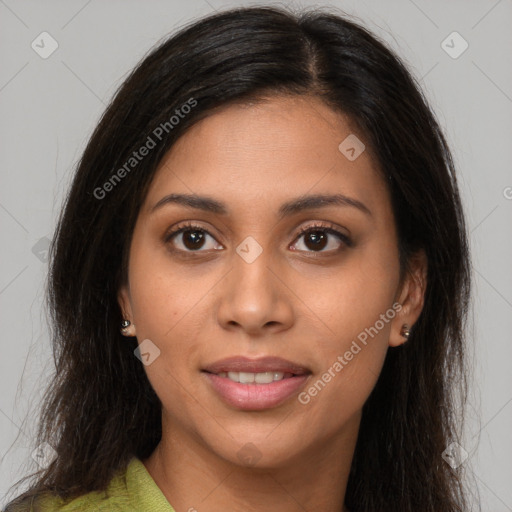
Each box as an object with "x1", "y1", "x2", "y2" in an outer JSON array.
[{"x1": 215, "y1": 247, "x2": 294, "y2": 336}]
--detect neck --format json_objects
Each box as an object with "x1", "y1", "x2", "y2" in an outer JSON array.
[{"x1": 143, "y1": 413, "x2": 360, "y2": 512}]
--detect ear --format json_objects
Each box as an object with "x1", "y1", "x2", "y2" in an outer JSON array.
[
  {"x1": 118, "y1": 284, "x2": 136, "y2": 337},
  {"x1": 117, "y1": 284, "x2": 133, "y2": 321},
  {"x1": 389, "y1": 249, "x2": 428, "y2": 347}
]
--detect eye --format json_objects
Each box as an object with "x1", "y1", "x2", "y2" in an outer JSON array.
[
  {"x1": 291, "y1": 222, "x2": 352, "y2": 253},
  {"x1": 164, "y1": 222, "x2": 223, "y2": 252},
  {"x1": 164, "y1": 221, "x2": 352, "y2": 255}
]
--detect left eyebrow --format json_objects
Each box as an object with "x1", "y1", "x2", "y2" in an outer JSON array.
[
  {"x1": 277, "y1": 193, "x2": 372, "y2": 219},
  {"x1": 149, "y1": 192, "x2": 372, "y2": 218}
]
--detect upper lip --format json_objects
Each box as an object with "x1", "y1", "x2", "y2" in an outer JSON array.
[{"x1": 202, "y1": 356, "x2": 311, "y2": 375}]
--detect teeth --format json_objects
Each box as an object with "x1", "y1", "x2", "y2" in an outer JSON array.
[
  {"x1": 255, "y1": 372, "x2": 275, "y2": 384},
  {"x1": 239, "y1": 371, "x2": 255, "y2": 384},
  {"x1": 218, "y1": 371, "x2": 287, "y2": 384}
]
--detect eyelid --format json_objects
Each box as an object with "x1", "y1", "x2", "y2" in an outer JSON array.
[
  {"x1": 294, "y1": 221, "x2": 351, "y2": 243},
  {"x1": 163, "y1": 220, "x2": 219, "y2": 243}
]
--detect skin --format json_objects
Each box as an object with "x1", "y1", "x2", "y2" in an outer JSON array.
[{"x1": 118, "y1": 95, "x2": 427, "y2": 512}]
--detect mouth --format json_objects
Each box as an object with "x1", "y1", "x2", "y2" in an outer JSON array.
[
  {"x1": 210, "y1": 370, "x2": 296, "y2": 384},
  {"x1": 202, "y1": 356, "x2": 311, "y2": 410}
]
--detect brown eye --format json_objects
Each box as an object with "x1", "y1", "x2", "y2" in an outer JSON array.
[
  {"x1": 165, "y1": 223, "x2": 222, "y2": 252},
  {"x1": 180, "y1": 229, "x2": 207, "y2": 250},
  {"x1": 304, "y1": 230, "x2": 328, "y2": 251},
  {"x1": 164, "y1": 221, "x2": 351, "y2": 255},
  {"x1": 292, "y1": 225, "x2": 351, "y2": 253}
]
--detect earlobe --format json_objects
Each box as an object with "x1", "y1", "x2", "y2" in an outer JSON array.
[
  {"x1": 118, "y1": 285, "x2": 136, "y2": 337},
  {"x1": 399, "y1": 323, "x2": 410, "y2": 340},
  {"x1": 389, "y1": 316, "x2": 412, "y2": 348},
  {"x1": 120, "y1": 319, "x2": 136, "y2": 337}
]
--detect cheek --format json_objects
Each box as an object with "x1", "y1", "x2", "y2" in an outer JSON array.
[
  {"x1": 298, "y1": 245, "x2": 398, "y2": 416},
  {"x1": 297, "y1": 307, "x2": 391, "y2": 433},
  {"x1": 311, "y1": 249, "x2": 399, "y2": 343},
  {"x1": 126, "y1": 240, "x2": 208, "y2": 374},
  {"x1": 126, "y1": 251, "x2": 209, "y2": 417},
  {"x1": 127, "y1": 226, "x2": 198, "y2": 329}
]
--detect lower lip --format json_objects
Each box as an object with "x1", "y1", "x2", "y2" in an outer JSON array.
[{"x1": 203, "y1": 372, "x2": 310, "y2": 410}]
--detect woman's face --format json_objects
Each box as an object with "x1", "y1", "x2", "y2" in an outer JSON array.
[{"x1": 119, "y1": 95, "x2": 424, "y2": 467}]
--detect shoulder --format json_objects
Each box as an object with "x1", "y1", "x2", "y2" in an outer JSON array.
[
  {"x1": 34, "y1": 490, "x2": 130, "y2": 512},
  {"x1": 5, "y1": 460, "x2": 135, "y2": 512},
  {"x1": 48, "y1": 461, "x2": 133, "y2": 512},
  {"x1": 4, "y1": 457, "x2": 175, "y2": 512},
  {"x1": 3, "y1": 493, "x2": 127, "y2": 512}
]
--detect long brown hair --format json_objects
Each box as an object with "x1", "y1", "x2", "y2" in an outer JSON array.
[{"x1": 5, "y1": 6, "x2": 473, "y2": 511}]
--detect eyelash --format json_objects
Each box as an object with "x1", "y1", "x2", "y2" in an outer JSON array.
[
  {"x1": 164, "y1": 220, "x2": 352, "y2": 256},
  {"x1": 294, "y1": 222, "x2": 352, "y2": 249}
]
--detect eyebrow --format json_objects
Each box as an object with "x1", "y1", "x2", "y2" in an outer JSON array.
[{"x1": 150, "y1": 192, "x2": 372, "y2": 218}]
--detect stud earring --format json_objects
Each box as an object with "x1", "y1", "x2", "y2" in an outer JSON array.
[
  {"x1": 120, "y1": 319, "x2": 135, "y2": 337},
  {"x1": 400, "y1": 323, "x2": 410, "y2": 340}
]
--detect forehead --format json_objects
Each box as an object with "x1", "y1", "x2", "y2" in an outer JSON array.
[{"x1": 143, "y1": 95, "x2": 389, "y2": 219}]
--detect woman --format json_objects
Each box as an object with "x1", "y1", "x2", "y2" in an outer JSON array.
[{"x1": 5, "y1": 5, "x2": 473, "y2": 511}]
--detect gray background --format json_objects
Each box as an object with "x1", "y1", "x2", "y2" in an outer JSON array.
[{"x1": 1, "y1": 0, "x2": 511, "y2": 509}]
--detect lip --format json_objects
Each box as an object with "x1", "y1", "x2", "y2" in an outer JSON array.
[
  {"x1": 202, "y1": 356, "x2": 310, "y2": 375},
  {"x1": 202, "y1": 356, "x2": 311, "y2": 410}
]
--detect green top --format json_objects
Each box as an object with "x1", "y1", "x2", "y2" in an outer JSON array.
[{"x1": 25, "y1": 457, "x2": 176, "y2": 512}]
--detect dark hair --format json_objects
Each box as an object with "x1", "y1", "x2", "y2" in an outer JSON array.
[{"x1": 5, "y1": 5, "x2": 472, "y2": 511}]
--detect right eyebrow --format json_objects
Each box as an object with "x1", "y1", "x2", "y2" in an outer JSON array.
[{"x1": 150, "y1": 193, "x2": 228, "y2": 215}]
